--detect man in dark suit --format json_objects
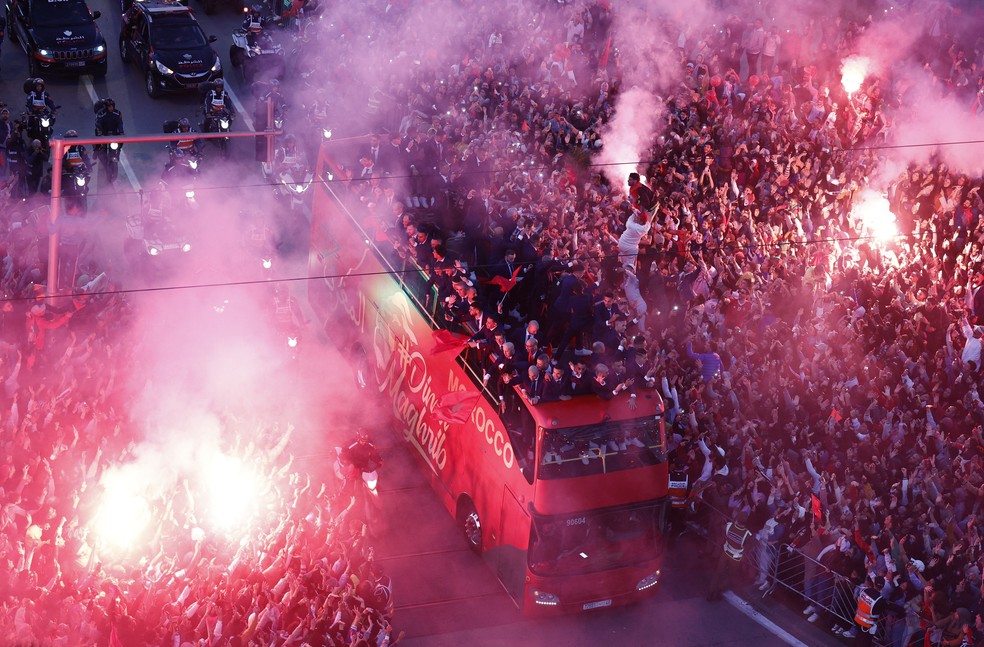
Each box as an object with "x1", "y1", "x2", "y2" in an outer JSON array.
[
  {"x1": 624, "y1": 348, "x2": 658, "y2": 397},
  {"x1": 564, "y1": 359, "x2": 592, "y2": 397},
  {"x1": 518, "y1": 336, "x2": 546, "y2": 369},
  {"x1": 378, "y1": 131, "x2": 408, "y2": 176},
  {"x1": 542, "y1": 364, "x2": 568, "y2": 402},
  {"x1": 521, "y1": 365, "x2": 546, "y2": 405},
  {"x1": 590, "y1": 364, "x2": 633, "y2": 401},
  {"x1": 592, "y1": 292, "x2": 624, "y2": 343}
]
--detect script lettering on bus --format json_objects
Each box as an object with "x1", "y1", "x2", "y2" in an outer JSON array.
[
  {"x1": 446, "y1": 373, "x2": 515, "y2": 471},
  {"x1": 375, "y1": 339, "x2": 448, "y2": 472}
]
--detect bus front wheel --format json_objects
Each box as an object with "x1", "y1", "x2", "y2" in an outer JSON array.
[{"x1": 458, "y1": 499, "x2": 482, "y2": 554}]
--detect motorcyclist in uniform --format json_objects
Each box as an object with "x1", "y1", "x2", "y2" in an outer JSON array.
[
  {"x1": 253, "y1": 79, "x2": 287, "y2": 127},
  {"x1": 337, "y1": 429, "x2": 383, "y2": 501},
  {"x1": 24, "y1": 78, "x2": 56, "y2": 113},
  {"x1": 273, "y1": 133, "x2": 304, "y2": 176},
  {"x1": 272, "y1": 283, "x2": 305, "y2": 329},
  {"x1": 61, "y1": 130, "x2": 91, "y2": 171},
  {"x1": 202, "y1": 78, "x2": 235, "y2": 119},
  {"x1": 94, "y1": 98, "x2": 124, "y2": 137},
  {"x1": 166, "y1": 118, "x2": 200, "y2": 170},
  {"x1": 242, "y1": 4, "x2": 271, "y2": 46},
  {"x1": 93, "y1": 98, "x2": 124, "y2": 173}
]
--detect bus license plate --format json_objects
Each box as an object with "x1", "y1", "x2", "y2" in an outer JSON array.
[{"x1": 583, "y1": 599, "x2": 612, "y2": 610}]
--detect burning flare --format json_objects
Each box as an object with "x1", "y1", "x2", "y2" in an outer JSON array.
[
  {"x1": 841, "y1": 55, "x2": 871, "y2": 96},
  {"x1": 853, "y1": 190, "x2": 897, "y2": 244}
]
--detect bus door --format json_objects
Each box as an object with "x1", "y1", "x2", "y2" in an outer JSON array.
[{"x1": 495, "y1": 485, "x2": 529, "y2": 605}]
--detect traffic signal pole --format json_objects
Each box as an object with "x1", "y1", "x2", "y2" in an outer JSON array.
[{"x1": 45, "y1": 129, "x2": 279, "y2": 299}]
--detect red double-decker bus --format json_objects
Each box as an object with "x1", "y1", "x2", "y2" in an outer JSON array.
[{"x1": 308, "y1": 140, "x2": 668, "y2": 614}]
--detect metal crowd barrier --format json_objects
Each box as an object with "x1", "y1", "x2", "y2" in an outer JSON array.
[{"x1": 682, "y1": 502, "x2": 941, "y2": 647}]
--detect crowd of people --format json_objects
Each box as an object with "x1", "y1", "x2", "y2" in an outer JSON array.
[
  {"x1": 3, "y1": 0, "x2": 984, "y2": 643},
  {"x1": 0, "y1": 285, "x2": 399, "y2": 646},
  {"x1": 320, "y1": 0, "x2": 984, "y2": 644}
]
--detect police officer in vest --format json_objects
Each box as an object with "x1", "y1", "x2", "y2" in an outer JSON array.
[
  {"x1": 666, "y1": 459, "x2": 690, "y2": 550},
  {"x1": 202, "y1": 79, "x2": 235, "y2": 118},
  {"x1": 24, "y1": 78, "x2": 55, "y2": 113},
  {"x1": 849, "y1": 575, "x2": 886, "y2": 639},
  {"x1": 707, "y1": 510, "x2": 752, "y2": 601},
  {"x1": 61, "y1": 130, "x2": 91, "y2": 171}
]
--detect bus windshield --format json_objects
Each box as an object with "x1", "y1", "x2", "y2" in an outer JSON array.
[
  {"x1": 538, "y1": 416, "x2": 665, "y2": 479},
  {"x1": 529, "y1": 501, "x2": 663, "y2": 576}
]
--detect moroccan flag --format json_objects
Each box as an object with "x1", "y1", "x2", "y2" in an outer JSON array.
[
  {"x1": 433, "y1": 391, "x2": 481, "y2": 425},
  {"x1": 430, "y1": 329, "x2": 470, "y2": 356},
  {"x1": 483, "y1": 265, "x2": 523, "y2": 293},
  {"x1": 811, "y1": 494, "x2": 823, "y2": 524},
  {"x1": 829, "y1": 408, "x2": 842, "y2": 423},
  {"x1": 598, "y1": 35, "x2": 613, "y2": 68}
]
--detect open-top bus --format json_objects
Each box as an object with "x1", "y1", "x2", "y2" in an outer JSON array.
[{"x1": 308, "y1": 140, "x2": 668, "y2": 614}]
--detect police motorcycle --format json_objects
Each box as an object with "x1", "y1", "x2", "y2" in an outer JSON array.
[
  {"x1": 59, "y1": 131, "x2": 91, "y2": 215},
  {"x1": 162, "y1": 118, "x2": 202, "y2": 209},
  {"x1": 23, "y1": 78, "x2": 58, "y2": 158},
  {"x1": 302, "y1": 90, "x2": 331, "y2": 166},
  {"x1": 200, "y1": 81, "x2": 234, "y2": 158},
  {"x1": 333, "y1": 429, "x2": 383, "y2": 530},
  {"x1": 230, "y1": 6, "x2": 286, "y2": 86},
  {"x1": 240, "y1": 209, "x2": 279, "y2": 281},
  {"x1": 269, "y1": 283, "x2": 305, "y2": 360},
  {"x1": 124, "y1": 187, "x2": 192, "y2": 275},
  {"x1": 264, "y1": 134, "x2": 311, "y2": 212},
  {"x1": 93, "y1": 98, "x2": 124, "y2": 185}
]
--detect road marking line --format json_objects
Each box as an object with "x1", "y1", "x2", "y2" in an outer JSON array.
[
  {"x1": 224, "y1": 83, "x2": 254, "y2": 132},
  {"x1": 723, "y1": 591, "x2": 810, "y2": 647},
  {"x1": 81, "y1": 77, "x2": 141, "y2": 191}
]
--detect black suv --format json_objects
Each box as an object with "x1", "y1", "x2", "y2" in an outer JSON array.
[
  {"x1": 4, "y1": 0, "x2": 108, "y2": 76},
  {"x1": 119, "y1": 0, "x2": 221, "y2": 98}
]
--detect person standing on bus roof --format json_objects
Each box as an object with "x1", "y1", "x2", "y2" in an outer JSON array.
[
  {"x1": 590, "y1": 364, "x2": 634, "y2": 401},
  {"x1": 565, "y1": 359, "x2": 592, "y2": 397},
  {"x1": 522, "y1": 365, "x2": 546, "y2": 405}
]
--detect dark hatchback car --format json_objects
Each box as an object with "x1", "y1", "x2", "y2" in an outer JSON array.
[
  {"x1": 4, "y1": 0, "x2": 108, "y2": 76},
  {"x1": 119, "y1": 0, "x2": 221, "y2": 98}
]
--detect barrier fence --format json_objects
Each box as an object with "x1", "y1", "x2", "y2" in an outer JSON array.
[{"x1": 683, "y1": 502, "x2": 941, "y2": 647}]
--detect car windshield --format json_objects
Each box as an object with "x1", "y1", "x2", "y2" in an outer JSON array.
[
  {"x1": 151, "y1": 22, "x2": 208, "y2": 49},
  {"x1": 538, "y1": 416, "x2": 665, "y2": 480},
  {"x1": 32, "y1": 0, "x2": 93, "y2": 26},
  {"x1": 529, "y1": 501, "x2": 663, "y2": 576}
]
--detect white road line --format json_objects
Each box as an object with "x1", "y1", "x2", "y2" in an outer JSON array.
[
  {"x1": 224, "y1": 83, "x2": 254, "y2": 132},
  {"x1": 81, "y1": 77, "x2": 141, "y2": 191},
  {"x1": 723, "y1": 591, "x2": 810, "y2": 647}
]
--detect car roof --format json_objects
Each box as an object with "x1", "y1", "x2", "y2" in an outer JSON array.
[{"x1": 132, "y1": 0, "x2": 194, "y2": 16}]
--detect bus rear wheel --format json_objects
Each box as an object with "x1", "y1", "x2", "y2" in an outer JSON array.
[{"x1": 458, "y1": 500, "x2": 482, "y2": 554}]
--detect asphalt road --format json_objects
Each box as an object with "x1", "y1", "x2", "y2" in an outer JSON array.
[{"x1": 1, "y1": 6, "x2": 842, "y2": 644}]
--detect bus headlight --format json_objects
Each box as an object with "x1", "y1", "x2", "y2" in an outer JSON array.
[
  {"x1": 531, "y1": 590, "x2": 560, "y2": 606},
  {"x1": 635, "y1": 571, "x2": 660, "y2": 591},
  {"x1": 148, "y1": 246, "x2": 161, "y2": 256}
]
